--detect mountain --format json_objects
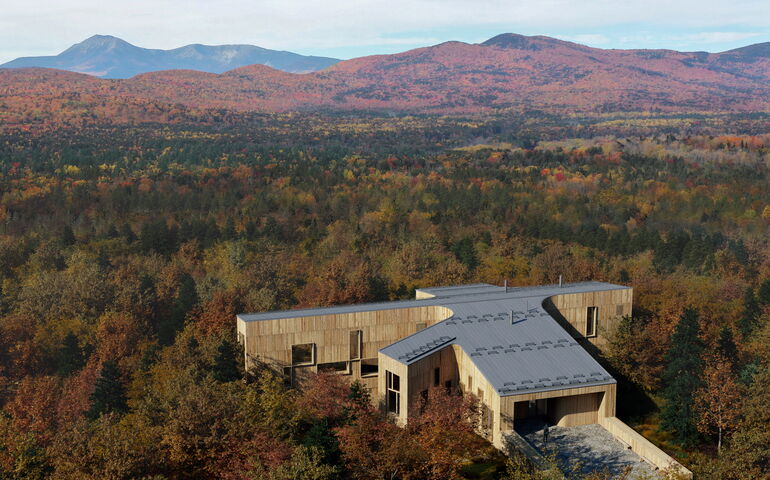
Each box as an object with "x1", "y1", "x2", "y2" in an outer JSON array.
[
  {"x1": 0, "y1": 35, "x2": 340, "y2": 78},
  {"x1": 2, "y1": 33, "x2": 770, "y2": 126}
]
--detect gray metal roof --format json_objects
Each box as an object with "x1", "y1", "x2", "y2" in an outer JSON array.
[
  {"x1": 238, "y1": 281, "x2": 622, "y2": 322},
  {"x1": 239, "y1": 281, "x2": 626, "y2": 397},
  {"x1": 415, "y1": 283, "x2": 506, "y2": 298}
]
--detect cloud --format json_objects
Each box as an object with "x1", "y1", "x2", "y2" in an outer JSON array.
[
  {"x1": 560, "y1": 34, "x2": 612, "y2": 46},
  {"x1": 685, "y1": 31, "x2": 764, "y2": 44},
  {"x1": 1, "y1": 0, "x2": 769, "y2": 62}
]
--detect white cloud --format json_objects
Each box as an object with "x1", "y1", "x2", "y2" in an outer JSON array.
[
  {"x1": 1, "y1": 0, "x2": 769, "y2": 62},
  {"x1": 560, "y1": 34, "x2": 612, "y2": 46}
]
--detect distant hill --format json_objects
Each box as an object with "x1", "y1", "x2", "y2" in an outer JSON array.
[
  {"x1": 0, "y1": 35, "x2": 340, "y2": 78},
  {"x1": 2, "y1": 33, "x2": 770, "y2": 126}
]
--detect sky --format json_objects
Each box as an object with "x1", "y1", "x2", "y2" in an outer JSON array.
[{"x1": 1, "y1": 0, "x2": 769, "y2": 63}]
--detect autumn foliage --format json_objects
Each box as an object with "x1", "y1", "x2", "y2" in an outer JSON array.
[{"x1": 0, "y1": 117, "x2": 768, "y2": 478}]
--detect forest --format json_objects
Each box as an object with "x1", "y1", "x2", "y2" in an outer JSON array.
[{"x1": 0, "y1": 114, "x2": 768, "y2": 479}]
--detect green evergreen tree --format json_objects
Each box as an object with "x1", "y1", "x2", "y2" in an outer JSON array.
[
  {"x1": 105, "y1": 224, "x2": 119, "y2": 239},
  {"x1": 158, "y1": 273, "x2": 198, "y2": 345},
  {"x1": 452, "y1": 237, "x2": 478, "y2": 270},
  {"x1": 661, "y1": 307, "x2": 704, "y2": 446},
  {"x1": 212, "y1": 339, "x2": 241, "y2": 382},
  {"x1": 716, "y1": 326, "x2": 738, "y2": 363},
  {"x1": 87, "y1": 361, "x2": 128, "y2": 419},
  {"x1": 57, "y1": 332, "x2": 84, "y2": 376},
  {"x1": 758, "y1": 278, "x2": 770, "y2": 307},
  {"x1": 120, "y1": 223, "x2": 136, "y2": 244},
  {"x1": 303, "y1": 418, "x2": 341, "y2": 465},
  {"x1": 59, "y1": 225, "x2": 76, "y2": 246},
  {"x1": 345, "y1": 379, "x2": 372, "y2": 422},
  {"x1": 738, "y1": 288, "x2": 760, "y2": 338},
  {"x1": 222, "y1": 218, "x2": 236, "y2": 240}
]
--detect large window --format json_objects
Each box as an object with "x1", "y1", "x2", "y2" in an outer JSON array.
[
  {"x1": 386, "y1": 370, "x2": 401, "y2": 415},
  {"x1": 291, "y1": 343, "x2": 315, "y2": 365},
  {"x1": 434, "y1": 367, "x2": 440, "y2": 387},
  {"x1": 350, "y1": 330, "x2": 362, "y2": 360},
  {"x1": 361, "y1": 358, "x2": 379, "y2": 377},
  {"x1": 318, "y1": 361, "x2": 351, "y2": 375},
  {"x1": 586, "y1": 307, "x2": 598, "y2": 337}
]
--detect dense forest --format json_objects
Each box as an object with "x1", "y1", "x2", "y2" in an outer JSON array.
[{"x1": 0, "y1": 115, "x2": 768, "y2": 479}]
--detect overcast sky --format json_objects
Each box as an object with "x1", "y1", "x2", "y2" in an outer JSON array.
[{"x1": 1, "y1": 0, "x2": 769, "y2": 63}]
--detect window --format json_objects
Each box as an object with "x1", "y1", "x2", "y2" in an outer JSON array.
[
  {"x1": 467, "y1": 375, "x2": 473, "y2": 392},
  {"x1": 616, "y1": 304, "x2": 624, "y2": 316},
  {"x1": 386, "y1": 370, "x2": 401, "y2": 414},
  {"x1": 291, "y1": 343, "x2": 315, "y2": 365},
  {"x1": 318, "y1": 361, "x2": 351, "y2": 375},
  {"x1": 416, "y1": 322, "x2": 426, "y2": 331},
  {"x1": 361, "y1": 358, "x2": 379, "y2": 377},
  {"x1": 350, "y1": 330, "x2": 362, "y2": 360},
  {"x1": 586, "y1": 306, "x2": 598, "y2": 337},
  {"x1": 444, "y1": 380, "x2": 452, "y2": 391},
  {"x1": 434, "y1": 367, "x2": 440, "y2": 387}
]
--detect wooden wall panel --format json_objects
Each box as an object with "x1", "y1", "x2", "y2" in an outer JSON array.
[
  {"x1": 548, "y1": 288, "x2": 633, "y2": 347},
  {"x1": 238, "y1": 305, "x2": 452, "y2": 399},
  {"x1": 547, "y1": 392, "x2": 600, "y2": 427},
  {"x1": 499, "y1": 383, "x2": 615, "y2": 432},
  {"x1": 379, "y1": 353, "x2": 409, "y2": 425}
]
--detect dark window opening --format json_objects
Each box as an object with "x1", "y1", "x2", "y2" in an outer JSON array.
[
  {"x1": 350, "y1": 330, "x2": 362, "y2": 360},
  {"x1": 318, "y1": 361, "x2": 350, "y2": 374},
  {"x1": 434, "y1": 367, "x2": 440, "y2": 386},
  {"x1": 386, "y1": 370, "x2": 401, "y2": 415},
  {"x1": 387, "y1": 390, "x2": 400, "y2": 414},
  {"x1": 291, "y1": 343, "x2": 315, "y2": 365},
  {"x1": 361, "y1": 358, "x2": 378, "y2": 377},
  {"x1": 586, "y1": 306, "x2": 598, "y2": 337}
]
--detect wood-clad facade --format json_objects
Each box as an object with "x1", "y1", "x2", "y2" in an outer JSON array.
[
  {"x1": 546, "y1": 288, "x2": 633, "y2": 347},
  {"x1": 237, "y1": 283, "x2": 632, "y2": 450},
  {"x1": 237, "y1": 305, "x2": 452, "y2": 396}
]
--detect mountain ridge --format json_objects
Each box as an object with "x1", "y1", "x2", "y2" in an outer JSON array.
[
  {"x1": 1, "y1": 32, "x2": 770, "y2": 125},
  {"x1": 0, "y1": 35, "x2": 340, "y2": 78}
]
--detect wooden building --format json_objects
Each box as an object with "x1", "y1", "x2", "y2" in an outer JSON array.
[{"x1": 237, "y1": 281, "x2": 633, "y2": 449}]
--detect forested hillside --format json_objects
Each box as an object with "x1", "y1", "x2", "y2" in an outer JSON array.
[
  {"x1": 0, "y1": 117, "x2": 768, "y2": 479},
  {"x1": 3, "y1": 33, "x2": 770, "y2": 117}
]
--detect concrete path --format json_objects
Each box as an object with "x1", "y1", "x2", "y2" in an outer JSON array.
[{"x1": 518, "y1": 419, "x2": 660, "y2": 479}]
